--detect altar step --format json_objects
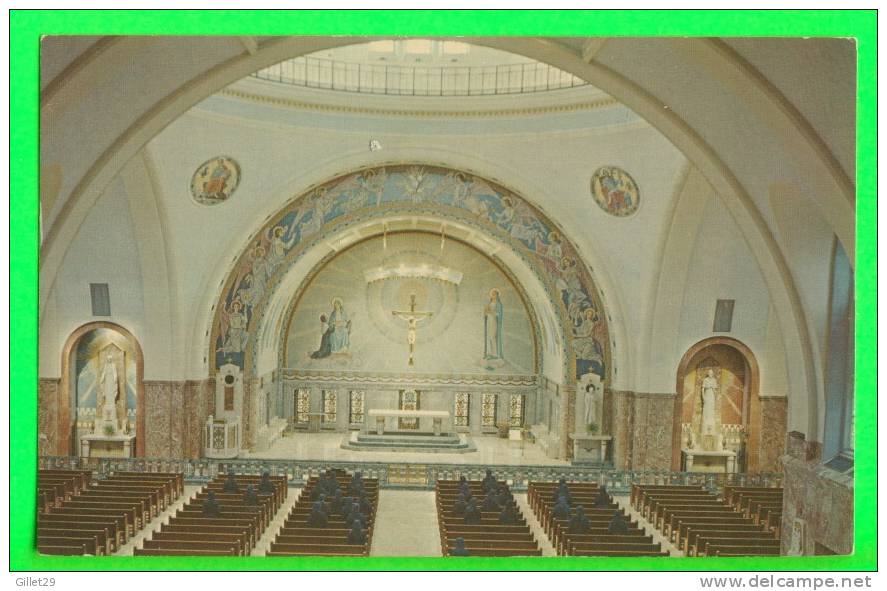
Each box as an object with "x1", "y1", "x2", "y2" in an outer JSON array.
[{"x1": 341, "y1": 432, "x2": 477, "y2": 453}]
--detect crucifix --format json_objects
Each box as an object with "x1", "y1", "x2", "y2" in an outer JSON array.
[{"x1": 391, "y1": 294, "x2": 433, "y2": 366}]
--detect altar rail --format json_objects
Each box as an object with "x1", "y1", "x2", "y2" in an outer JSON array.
[{"x1": 38, "y1": 456, "x2": 783, "y2": 495}]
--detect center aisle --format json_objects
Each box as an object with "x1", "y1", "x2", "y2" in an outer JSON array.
[{"x1": 370, "y1": 490, "x2": 442, "y2": 557}]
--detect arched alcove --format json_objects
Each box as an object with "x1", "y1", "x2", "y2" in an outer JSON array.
[
  {"x1": 58, "y1": 322, "x2": 145, "y2": 457},
  {"x1": 672, "y1": 336, "x2": 771, "y2": 473}
]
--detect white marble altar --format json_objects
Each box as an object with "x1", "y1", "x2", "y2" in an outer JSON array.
[
  {"x1": 681, "y1": 448, "x2": 737, "y2": 473},
  {"x1": 80, "y1": 433, "x2": 136, "y2": 458},
  {"x1": 366, "y1": 409, "x2": 451, "y2": 435},
  {"x1": 571, "y1": 433, "x2": 612, "y2": 464}
]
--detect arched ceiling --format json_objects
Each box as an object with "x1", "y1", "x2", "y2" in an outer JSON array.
[{"x1": 38, "y1": 35, "x2": 857, "y2": 439}]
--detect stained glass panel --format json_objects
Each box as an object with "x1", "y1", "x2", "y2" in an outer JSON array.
[
  {"x1": 349, "y1": 390, "x2": 365, "y2": 424},
  {"x1": 481, "y1": 393, "x2": 498, "y2": 427},
  {"x1": 454, "y1": 393, "x2": 470, "y2": 427},
  {"x1": 322, "y1": 390, "x2": 337, "y2": 424},
  {"x1": 295, "y1": 389, "x2": 310, "y2": 424},
  {"x1": 509, "y1": 394, "x2": 525, "y2": 427},
  {"x1": 399, "y1": 390, "x2": 419, "y2": 430}
]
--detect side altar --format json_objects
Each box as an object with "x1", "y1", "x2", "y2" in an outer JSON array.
[
  {"x1": 341, "y1": 408, "x2": 476, "y2": 453},
  {"x1": 79, "y1": 349, "x2": 135, "y2": 458},
  {"x1": 680, "y1": 368, "x2": 738, "y2": 474}
]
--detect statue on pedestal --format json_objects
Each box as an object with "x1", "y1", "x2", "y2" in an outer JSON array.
[
  {"x1": 96, "y1": 350, "x2": 121, "y2": 435},
  {"x1": 690, "y1": 368, "x2": 723, "y2": 451},
  {"x1": 579, "y1": 372, "x2": 603, "y2": 430}
]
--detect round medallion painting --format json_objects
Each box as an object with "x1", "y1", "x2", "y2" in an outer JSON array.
[
  {"x1": 190, "y1": 156, "x2": 241, "y2": 205},
  {"x1": 590, "y1": 166, "x2": 639, "y2": 217}
]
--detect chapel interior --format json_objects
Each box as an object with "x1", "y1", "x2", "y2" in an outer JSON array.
[{"x1": 36, "y1": 36, "x2": 856, "y2": 559}]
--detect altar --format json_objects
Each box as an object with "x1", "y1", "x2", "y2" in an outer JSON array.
[
  {"x1": 366, "y1": 409, "x2": 452, "y2": 436},
  {"x1": 681, "y1": 448, "x2": 737, "y2": 474},
  {"x1": 342, "y1": 408, "x2": 475, "y2": 453},
  {"x1": 80, "y1": 433, "x2": 136, "y2": 458}
]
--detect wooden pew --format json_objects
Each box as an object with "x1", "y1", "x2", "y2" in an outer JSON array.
[
  {"x1": 267, "y1": 543, "x2": 367, "y2": 557},
  {"x1": 39, "y1": 543, "x2": 89, "y2": 556},
  {"x1": 135, "y1": 547, "x2": 236, "y2": 557},
  {"x1": 166, "y1": 516, "x2": 256, "y2": 550},
  {"x1": 149, "y1": 531, "x2": 247, "y2": 556},
  {"x1": 60, "y1": 500, "x2": 143, "y2": 530},
  {"x1": 142, "y1": 538, "x2": 240, "y2": 555},
  {"x1": 47, "y1": 508, "x2": 134, "y2": 539},
  {"x1": 699, "y1": 536, "x2": 781, "y2": 557},
  {"x1": 37, "y1": 535, "x2": 100, "y2": 556},
  {"x1": 39, "y1": 513, "x2": 126, "y2": 547},
  {"x1": 683, "y1": 524, "x2": 769, "y2": 554},
  {"x1": 38, "y1": 526, "x2": 114, "y2": 555},
  {"x1": 710, "y1": 543, "x2": 781, "y2": 557}
]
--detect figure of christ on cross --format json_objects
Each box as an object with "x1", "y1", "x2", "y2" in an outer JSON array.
[{"x1": 391, "y1": 294, "x2": 433, "y2": 366}]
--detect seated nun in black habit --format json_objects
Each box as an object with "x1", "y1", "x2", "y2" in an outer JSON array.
[
  {"x1": 202, "y1": 491, "x2": 221, "y2": 517},
  {"x1": 223, "y1": 473, "x2": 239, "y2": 493},
  {"x1": 499, "y1": 503, "x2": 519, "y2": 525},
  {"x1": 308, "y1": 499, "x2": 328, "y2": 527},
  {"x1": 450, "y1": 537, "x2": 470, "y2": 557},
  {"x1": 329, "y1": 489, "x2": 344, "y2": 514},
  {"x1": 552, "y1": 495, "x2": 572, "y2": 521},
  {"x1": 463, "y1": 498, "x2": 482, "y2": 524},
  {"x1": 310, "y1": 480, "x2": 325, "y2": 501},
  {"x1": 349, "y1": 471, "x2": 364, "y2": 494},
  {"x1": 349, "y1": 510, "x2": 367, "y2": 531},
  {"x1": 259, "y1": 471, "x2": 274, "y2": 494},
  {"x1": 495, "y1": 485, "x2": 511, "y2": 507},
  {"x1": 347, "y1": 501, "x2": 362, "y2": 524},
  {"x1": 453, "y1": 491, "x2": 469, "y2": 516},
  {"x1": 340, "y1": 496, "x2": 354, "y2": 518},
  {"x1": 482, "y1": 469, "x2": 497, "y2": 492},
  {"x1": 568, "y1": 505, "x2": 591, "y2": 534},
  {"x1": 481, "y1": 489, "x2": 500, "y2": 511},
  {"x1": 607, "y1": 510, "x2": 629, "y2": 534},
  {"x1": 356, "y1": 493, "x2": 371, "y2": 515},
  {"x1": 327, "y1": 472, "x2": 341, "y2": 494},
  {"x1": 458, "y1": 480, "x2": 471, "y2": 498},
  {"x1": 594, "y1": 485, "x2": 611, "y2": 508},
  {"x1": 553, "y1": 478, "x2": 571, "y2": 504},
  {"x1": 347, "y1": 521, "x2": 367, "y2": 545},
  {"x1": 243, "y1": 484, "x2": 258, "y2": 506}
]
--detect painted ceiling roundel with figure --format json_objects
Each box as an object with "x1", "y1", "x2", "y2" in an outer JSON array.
[
  {"x1": 190, "y1": 156, "x2": 241, "y2": 205},
  {"x1": 590, "y1": 166, "x2": 639, "y2": 217},
  {"x1": 211, "y1": 164, "x2": 611, "y2": 382}
]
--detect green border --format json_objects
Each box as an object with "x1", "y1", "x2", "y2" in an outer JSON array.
[{"x1": 10, "y1": 9, "x2": 876, "y2": 572}]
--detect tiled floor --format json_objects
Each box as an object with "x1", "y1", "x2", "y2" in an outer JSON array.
[
  {"x1": 242, "y1": 431, "x2": 569, "y2": 466},
  {"x1": 370, "y1": 489, "x2": 442, "y2": 557}
]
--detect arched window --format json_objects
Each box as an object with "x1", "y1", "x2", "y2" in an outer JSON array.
[{"x1": 823, "y1": 239, "x2": 854, "y2": 465}]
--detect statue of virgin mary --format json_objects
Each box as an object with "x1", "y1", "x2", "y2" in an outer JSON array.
[{"x1": 484, "y1": 289, "x2": 504, "y2": 361}]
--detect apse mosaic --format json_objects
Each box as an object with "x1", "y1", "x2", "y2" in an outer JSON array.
[
  {"x1": 590, "y1": 166, "x2": 639, "y2": 217},
  {"x1": 190, "y1": 156, "x2": 241, "y2": 205},
  {"x1": 212, "y1": 165, "x2": 610, "y2": 381}
]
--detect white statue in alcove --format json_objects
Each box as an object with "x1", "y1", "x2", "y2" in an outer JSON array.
[{"x1": 700, "y1": 369, "x2": 720, "y2": 436}]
